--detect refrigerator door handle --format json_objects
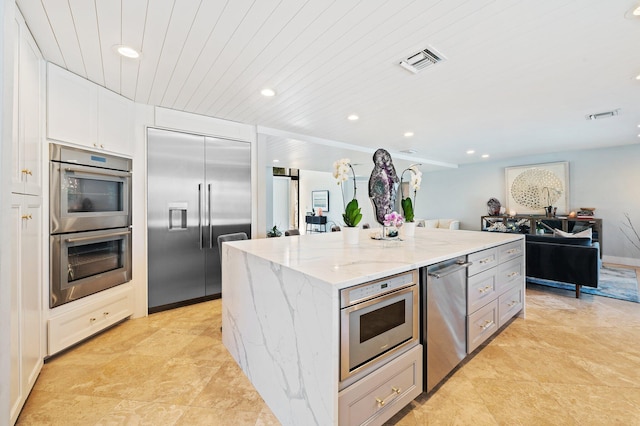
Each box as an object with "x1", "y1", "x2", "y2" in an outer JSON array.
[
  {"x1": 198, "y1": 184, "x2": 203, "y2": 249},
  {"x1": 208, "y1": 183, "x2": 213, "y2": 249}
]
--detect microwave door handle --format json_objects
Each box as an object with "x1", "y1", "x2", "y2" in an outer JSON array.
[
  {"x1": 198, "y1": 184, "x2": 203, "y2": 250},
  {"x1": 64, "y1": 166, "x2": 131, "y2": 178},
  {"x1": 65, "y1": 230, "x2": 131, "y2": 243},
  {"x1": 208, "y1": 184, "x2": 213, "y2": 249}
]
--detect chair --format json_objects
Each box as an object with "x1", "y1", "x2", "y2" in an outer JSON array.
[
  {"x1": 217, "y1": 232, "x2": 248, "y2": 261},
  {"x1": 331, "y1": 225, "x2": 341, "y2": 232},
  {"x1": 284, "y1": 229, "x2": 300, "y2": 236},
  {"x1": 420, "y1": 219, "x2": 460, "y2": 230}
]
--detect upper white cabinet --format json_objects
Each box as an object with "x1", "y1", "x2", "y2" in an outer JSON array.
[
  {"x1": 97, "y1": 85, "x2": 134, "y2": 155},
  {"x1": 11, "y1": 13, "x2": 42, "y2": 196},
  {"x1": 47, "y1": 63, "x2": 133, "y2": 156}
]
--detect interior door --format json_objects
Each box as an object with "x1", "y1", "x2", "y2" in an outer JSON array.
[
  {"x1": 147, "y1": 128, "x2": 205, "y2": 309},
  {"x1": 204, "y1": 136, "x2": 251, "y2": 296}
]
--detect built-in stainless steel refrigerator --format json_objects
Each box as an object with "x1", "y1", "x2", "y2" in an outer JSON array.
[{"x1": 147, "y1": 128, "x2": 251, "y2": 310}]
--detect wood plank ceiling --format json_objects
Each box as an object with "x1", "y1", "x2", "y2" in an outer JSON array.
[{"x1": 16, "y1": 0, "x2": 640, "y2": 170}]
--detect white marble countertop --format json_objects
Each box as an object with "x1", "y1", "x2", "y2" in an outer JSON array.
[{"x1": 226, "y1": 228, "x2": 523, "y2": 289}]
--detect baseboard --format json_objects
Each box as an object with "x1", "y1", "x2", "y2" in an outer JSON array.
[{"x1": 603, "y1": 255, "x2": 640, "y2": 267}]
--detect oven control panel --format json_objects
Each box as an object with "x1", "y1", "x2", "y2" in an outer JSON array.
[{"x1": 340, "y1": 270, "x2": 417, "y2": 308}]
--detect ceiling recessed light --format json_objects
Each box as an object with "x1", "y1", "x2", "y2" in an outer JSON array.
[
  {"x1": 400, "y1": 149, "x2": 417, "y2": 154},
  {"x1": 261, "y1": 88, "x2": 276, "y2": 97},
  {"x1": 114, "y1": 45, "x2": 140, "y2": 59},
  {"x1": 481, "y1": 154, "x2": 490, "y2": 158},
  {"x1": 404, "y1": 132, "x2": 414, "y2": 137},
  {"x1": 272, "y1": 159, "x2": 280, "y2": 163},
  {"x1": 347, "y1": 114, "x2": 359, "y2": 121},
  {"x1": 634, "y1": 5, "x2": 640, "y2": 15},
  {"x1": 635, "y1": 74, "x2": 640, "y2": 80},
  {"x1": 466, "y1": 150, "x2": 475, "y2": 154}
]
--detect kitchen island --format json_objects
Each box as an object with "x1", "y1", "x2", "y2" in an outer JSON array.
[{"x1": 221, "y1": 228, "x2": 524, "y2": 425}]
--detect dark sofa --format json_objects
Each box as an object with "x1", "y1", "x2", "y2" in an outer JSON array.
[{"x1": 525, "y1": 234, "x2": 600, "y2": 298}]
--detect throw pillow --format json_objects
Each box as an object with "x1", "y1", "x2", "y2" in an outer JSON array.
[{"x1": 553, "y1": 228, "x2": 592, "y2": 240}]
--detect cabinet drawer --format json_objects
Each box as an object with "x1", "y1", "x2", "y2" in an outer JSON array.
[
  {"x1": 498, "y1": 240, "x2": 524, "y2": 263},
  {"x1": 467, "y1": 248, "x2": 498, "y2": 276},
  {"x1": 467, "y1": 268, "x2": 498, "y2": 313},
  {"x1": 467, "y1": 300, "x2": 499, "y2": 353},
  {"x1": 48, "y1": 286, "x2": 133, "y2": 355},
  {"x1": 498, "y1": 282, "x2": 523, "y2": 328},
  {"x1": 497, "y1": 257, "x2": 524, "y2": 292},
  {"x1": 339, "y1": 345, "x2": 423, "y2": 426}
]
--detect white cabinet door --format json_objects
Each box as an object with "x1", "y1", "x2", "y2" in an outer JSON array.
[
  {"x1": 14, "y1": 22, "x2": 42, "y2": 196},
  {"x1": 97, "y1": 86, "x2": 134, "y2": 156},
  {"x1": 47, "y1": 62, "x2": 97, "y2": 147},
  {"x1": 9, "y1": 194, "x2": 43, "y2": 425}
]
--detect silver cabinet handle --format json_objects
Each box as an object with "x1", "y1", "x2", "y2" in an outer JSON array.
[
  {"x1": 480, "y1": 320, "x2": 495, "y2": 330},
  {"x1": 375, "y1": 386, "x2": 401, "y2": 408}
]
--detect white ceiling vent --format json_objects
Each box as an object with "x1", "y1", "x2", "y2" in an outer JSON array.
[{"x1": 399, "y1": 47, "x2": 445, "y2": 74}]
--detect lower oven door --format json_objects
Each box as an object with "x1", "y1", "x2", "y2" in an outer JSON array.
[
  {"x1": 340, "y1": 285, "x2": 418, "y2": 381},
  {"x1": 50, "y1": 227, "x2": 132, "y2": 308}
]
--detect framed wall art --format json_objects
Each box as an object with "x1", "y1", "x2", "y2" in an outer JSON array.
[
  {"x1": 505, "y1": 161, "x2": 569, "y2": 215},
  {"x1": 311, "y1": 190, "x2": 329, "y2": 212}
]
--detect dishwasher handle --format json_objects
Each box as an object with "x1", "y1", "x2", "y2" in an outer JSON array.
[{"x1": 428, "y1": 261, "x2": 473, "y2": 279}]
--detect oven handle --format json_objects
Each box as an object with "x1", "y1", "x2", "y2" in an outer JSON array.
[
  {"x1": 64, "y1": 166, "x2": 131, "y2": 178},
  {"x1": 65, "y1": 229, "x2": 131, "y2": 243},
  {"x1": 341, "y1": 284, "x2": 416, "y2": 313}
]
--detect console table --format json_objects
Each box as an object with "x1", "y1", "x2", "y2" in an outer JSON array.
[
  {"x1": 481, "y1": 215, "x2": 602, "y2": 257},
  {"x1": 305, "y1": 215, "x2": 327, "y2": 233}
]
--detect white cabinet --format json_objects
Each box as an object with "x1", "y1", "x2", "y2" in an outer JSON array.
[
  {"x1": 467, "y1": 240, "x2": 524, "y2": 354},
  {"x1": 46, "y1": 62, "x2": 97, "y2": 147},
  {"x1": 48, "y1": 284, "x2": 134, "y2": 356},
  {"x1": 47, "y1": 63, "x2": 134, "y2": 156},
  {"x1": 10, "y1": 194, "x2": 43, "y2": 425},
  {"x1": 339, "y1": 345, "x2": 423, "y2": 426},
  {"x1": 11, "y1": 13, "x2": 42, "y2": 196}
]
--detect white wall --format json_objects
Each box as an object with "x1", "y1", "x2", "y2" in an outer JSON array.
[{"x1": 418, "y1": 144, "x2": 640, "y2": 265}]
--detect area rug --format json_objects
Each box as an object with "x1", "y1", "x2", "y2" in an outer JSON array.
[{"x1": 527, "y1": 266, "x2": 639, "y2": 303}]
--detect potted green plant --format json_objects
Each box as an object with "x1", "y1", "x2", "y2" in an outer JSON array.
[
  {"x1": 400, "y1": 164, "x2": 422, "y2": 237},
  {"x1": 333, "y1": 158, "x2": 362, "y2": 244}
]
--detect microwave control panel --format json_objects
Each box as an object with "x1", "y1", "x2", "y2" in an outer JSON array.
[{"x1": 340, "y1": 269, "x2": 417, "y2": 308}]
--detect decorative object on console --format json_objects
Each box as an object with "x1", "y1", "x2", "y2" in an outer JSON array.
[
  {"x1": 399, "y1": 164, "x2": 422, "y2": 223},
  {"x1": 368, "y1": 148, "x2": 399, "y2": 225},
  {"x1": 505, "y1": 161, "x2": 569, "y2": 215},
  {"x1": 332, "y1": 158, "x2": 362, "y2": 228},
  {"x1": 577, "y1": 207, "x2": 595, "y2": 218},
  {"x1": 486, "y1": 197, "x2": 502, "y2": 216}
]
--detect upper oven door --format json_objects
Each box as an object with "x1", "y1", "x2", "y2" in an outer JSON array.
[{"x1": 50, "y1": 161, "x2": 131, "y2": 234}]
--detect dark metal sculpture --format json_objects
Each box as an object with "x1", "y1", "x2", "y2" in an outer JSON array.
[{"x1": 368, "y1": 148, "x2": 399, "y2": 225}]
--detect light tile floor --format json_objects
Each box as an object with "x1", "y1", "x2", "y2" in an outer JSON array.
[{"x1": 18, "y1": 267, "x2": 640, "y2": 425}]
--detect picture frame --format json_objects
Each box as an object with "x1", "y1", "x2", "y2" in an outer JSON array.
[
  {"x1": 311, "y1": 190, "x2": 329, "y2": 212},
  {"x1": 505, "y1": 161, "x2": 569, "y2": 215}
]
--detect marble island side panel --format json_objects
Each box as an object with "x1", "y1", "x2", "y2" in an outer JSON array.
[{"x1": 221, "y1": 244, "x2": 340, "y2": 425}]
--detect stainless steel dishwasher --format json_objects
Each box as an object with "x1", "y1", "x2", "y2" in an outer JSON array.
[{"x1": 422, "y1": 256, "x2": 471, "y2": 392}]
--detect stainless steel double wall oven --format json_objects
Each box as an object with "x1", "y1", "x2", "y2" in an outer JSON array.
[{"x1": 49, "y1": 143, "x2": 132, "y2": 308}]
